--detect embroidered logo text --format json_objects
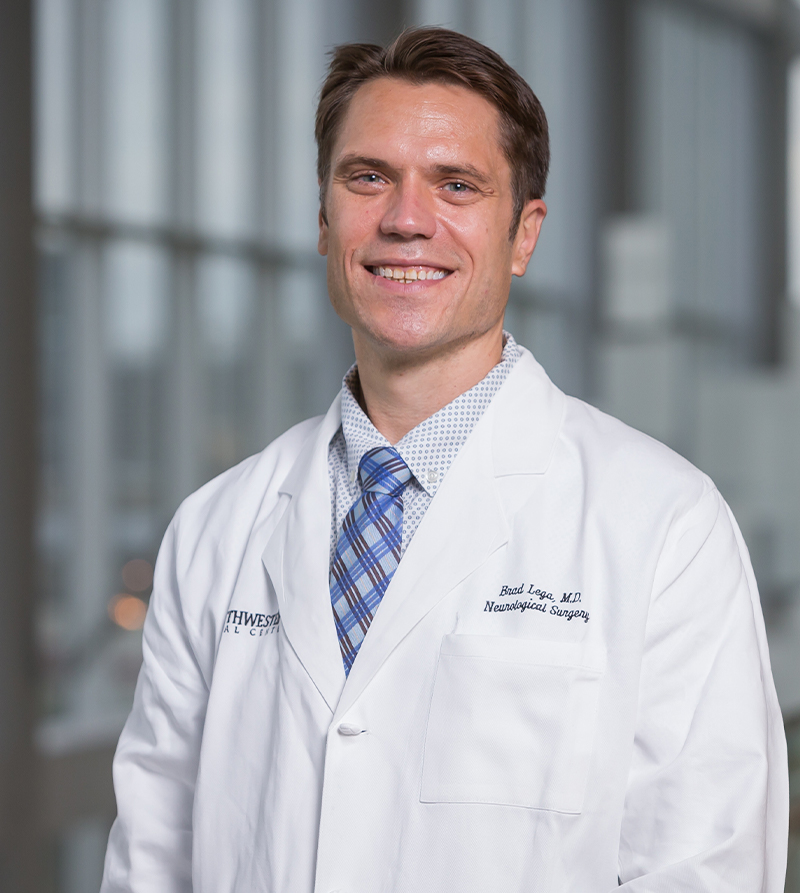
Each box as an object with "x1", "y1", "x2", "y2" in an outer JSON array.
[
  {"x1": 484, "y1": 584, "x2": 589, "y2": 623},
  {"x1": 224, "y1": 609, "x2": 281, "y2": 637}
]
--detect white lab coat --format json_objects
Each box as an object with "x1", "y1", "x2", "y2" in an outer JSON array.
[{"x1": 102, "y1": 348, "x2": 788, "y2": 893}]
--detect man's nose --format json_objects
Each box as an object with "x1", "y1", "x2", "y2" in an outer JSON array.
[{"x1": 379, "y1": 178, "x2": 437, "y2": 239}]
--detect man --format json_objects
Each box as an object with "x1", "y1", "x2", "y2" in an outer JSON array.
[{"x1": 102, "y1": 28, "x2": 787, "y2": 893}]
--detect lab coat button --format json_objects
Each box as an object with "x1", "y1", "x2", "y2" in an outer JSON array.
[{"x1": 337, "y1": 722, "x2": 364, "y2": 736}]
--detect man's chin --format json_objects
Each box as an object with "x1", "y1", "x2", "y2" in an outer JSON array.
[
  {"x1": 356, "y1": 325, "x2": 491, "y2": 367},
  {"x1": 355, "y1": 325, "x2": 441, "y2": 359}
]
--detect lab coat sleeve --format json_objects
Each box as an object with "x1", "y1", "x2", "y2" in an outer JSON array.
[
  {"x1": 101, "y1": 514, "x2": 210, "y2": 893},
  {"x1": 616, "y1": 485, "x2": 788, "y2": 891}
]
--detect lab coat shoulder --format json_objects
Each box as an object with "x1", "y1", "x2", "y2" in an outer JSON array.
[
  {"x1": 546, "y1": 390, "x2": 719, "y2": 590},
  {"x1": 560, "y1": 392, "x2": 749, "y2": 602},
  {"x1": 174, "y1": 410, "x2": 324, "y2": 548},
  {"x1": 561, "y1": 391, "x2": 713, "y2": 515},
  {"x1": 557, "y1": 390, "x2": 767, "y2": 676}
]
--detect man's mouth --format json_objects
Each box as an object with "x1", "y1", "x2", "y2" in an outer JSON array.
[{"x1": 367, "y1": 265, "x2": 450, "y2": 282}]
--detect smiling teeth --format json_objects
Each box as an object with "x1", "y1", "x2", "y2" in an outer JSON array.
[{"x1": 375, "y1": 266, "x2": 447, "y2": 281}]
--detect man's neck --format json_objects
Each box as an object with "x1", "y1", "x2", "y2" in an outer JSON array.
[{"x1": 352, "y1": 327, "x2": 505, "y2": 444}]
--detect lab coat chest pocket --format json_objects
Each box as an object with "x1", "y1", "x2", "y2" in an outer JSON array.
[{"x1": 420, "y1": 634, "x2": 604, "y2": 814}]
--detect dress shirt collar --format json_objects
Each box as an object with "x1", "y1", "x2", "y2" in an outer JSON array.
[{"x1": 338, "y1": 333, "x2": 521, "y2": 497}]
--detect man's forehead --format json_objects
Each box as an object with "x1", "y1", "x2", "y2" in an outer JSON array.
[{"x1": 331, "y1": 77, "x2": 505, "y2": 169}]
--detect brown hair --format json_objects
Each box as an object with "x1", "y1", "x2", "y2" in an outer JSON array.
[{"x1": 315, "y1": 27, "x2": 550, "y2": 238}]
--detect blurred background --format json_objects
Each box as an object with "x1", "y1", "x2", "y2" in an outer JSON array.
[{"x1": 1, "y1": 0, "x2": 800, "y2": 888}]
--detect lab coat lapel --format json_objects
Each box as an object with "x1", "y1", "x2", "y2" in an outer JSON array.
[
  {"x1": 335, "y1": 349, "x2": 566, "y2": 717},
  {"x1": 261, "y1": 397, "x2": 346, "y2": 713}
]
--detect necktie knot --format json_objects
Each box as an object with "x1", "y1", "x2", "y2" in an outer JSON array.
[{"x1": 358, "y1": 446, "x2": 412, "y2": 497}]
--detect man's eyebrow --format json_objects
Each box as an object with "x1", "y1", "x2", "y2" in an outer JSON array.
[
  {"x1": 333, "y1": 154, "x2": 391, "y2": 173},
  {"x1": 430, "y1": 163, "x2": 492, "y2": 186}
]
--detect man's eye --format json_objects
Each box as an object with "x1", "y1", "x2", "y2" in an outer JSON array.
[
  {"x1": 344, "y1": 172, "x2": 387, "y2": 193},
  {"x1": 443, "y1": 181, "x2": 473, "y2": 194}
]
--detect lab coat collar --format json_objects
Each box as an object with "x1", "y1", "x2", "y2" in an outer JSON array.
[
  {"x1": 491, "y1": 347, "x2": 565, "y2": 477},
  {"x1": 262, "y1": 347, "x2": 566, "y2": 716}
]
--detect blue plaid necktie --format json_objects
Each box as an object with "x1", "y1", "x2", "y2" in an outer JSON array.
[{"x1": 330, "y1": 446, "x2": 413, "y2": 675}]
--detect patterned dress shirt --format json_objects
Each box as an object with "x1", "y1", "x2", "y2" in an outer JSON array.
[{"x1": 328, "y1": 333, "x2": 521, "y2": 562}]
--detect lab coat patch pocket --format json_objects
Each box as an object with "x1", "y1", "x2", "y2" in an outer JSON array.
[{"x1": 420, "y1": 634, "x2": 603, "y2": 813}]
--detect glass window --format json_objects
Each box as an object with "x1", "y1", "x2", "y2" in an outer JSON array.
[
  {"x1": 104, "y1": 0, "x2": 169, "y2": 224},
  {"x1": 195, "y1": 0, "x2": 257, "y2": 238}
]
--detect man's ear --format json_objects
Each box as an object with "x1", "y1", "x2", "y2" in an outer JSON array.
[
  {"x1": 317, "y1": 176, "x2": 329, "y2": 256},
  {"x1": 511, "y1": 199, "x2": 547, "y2": 277},
  {"x1": 318, "y1": 205, "x2": 328, "y2": 256}
]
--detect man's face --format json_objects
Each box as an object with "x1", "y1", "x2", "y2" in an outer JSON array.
[{"x1": 318, "y1": 77, "x2": 545, "y2": 363}]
